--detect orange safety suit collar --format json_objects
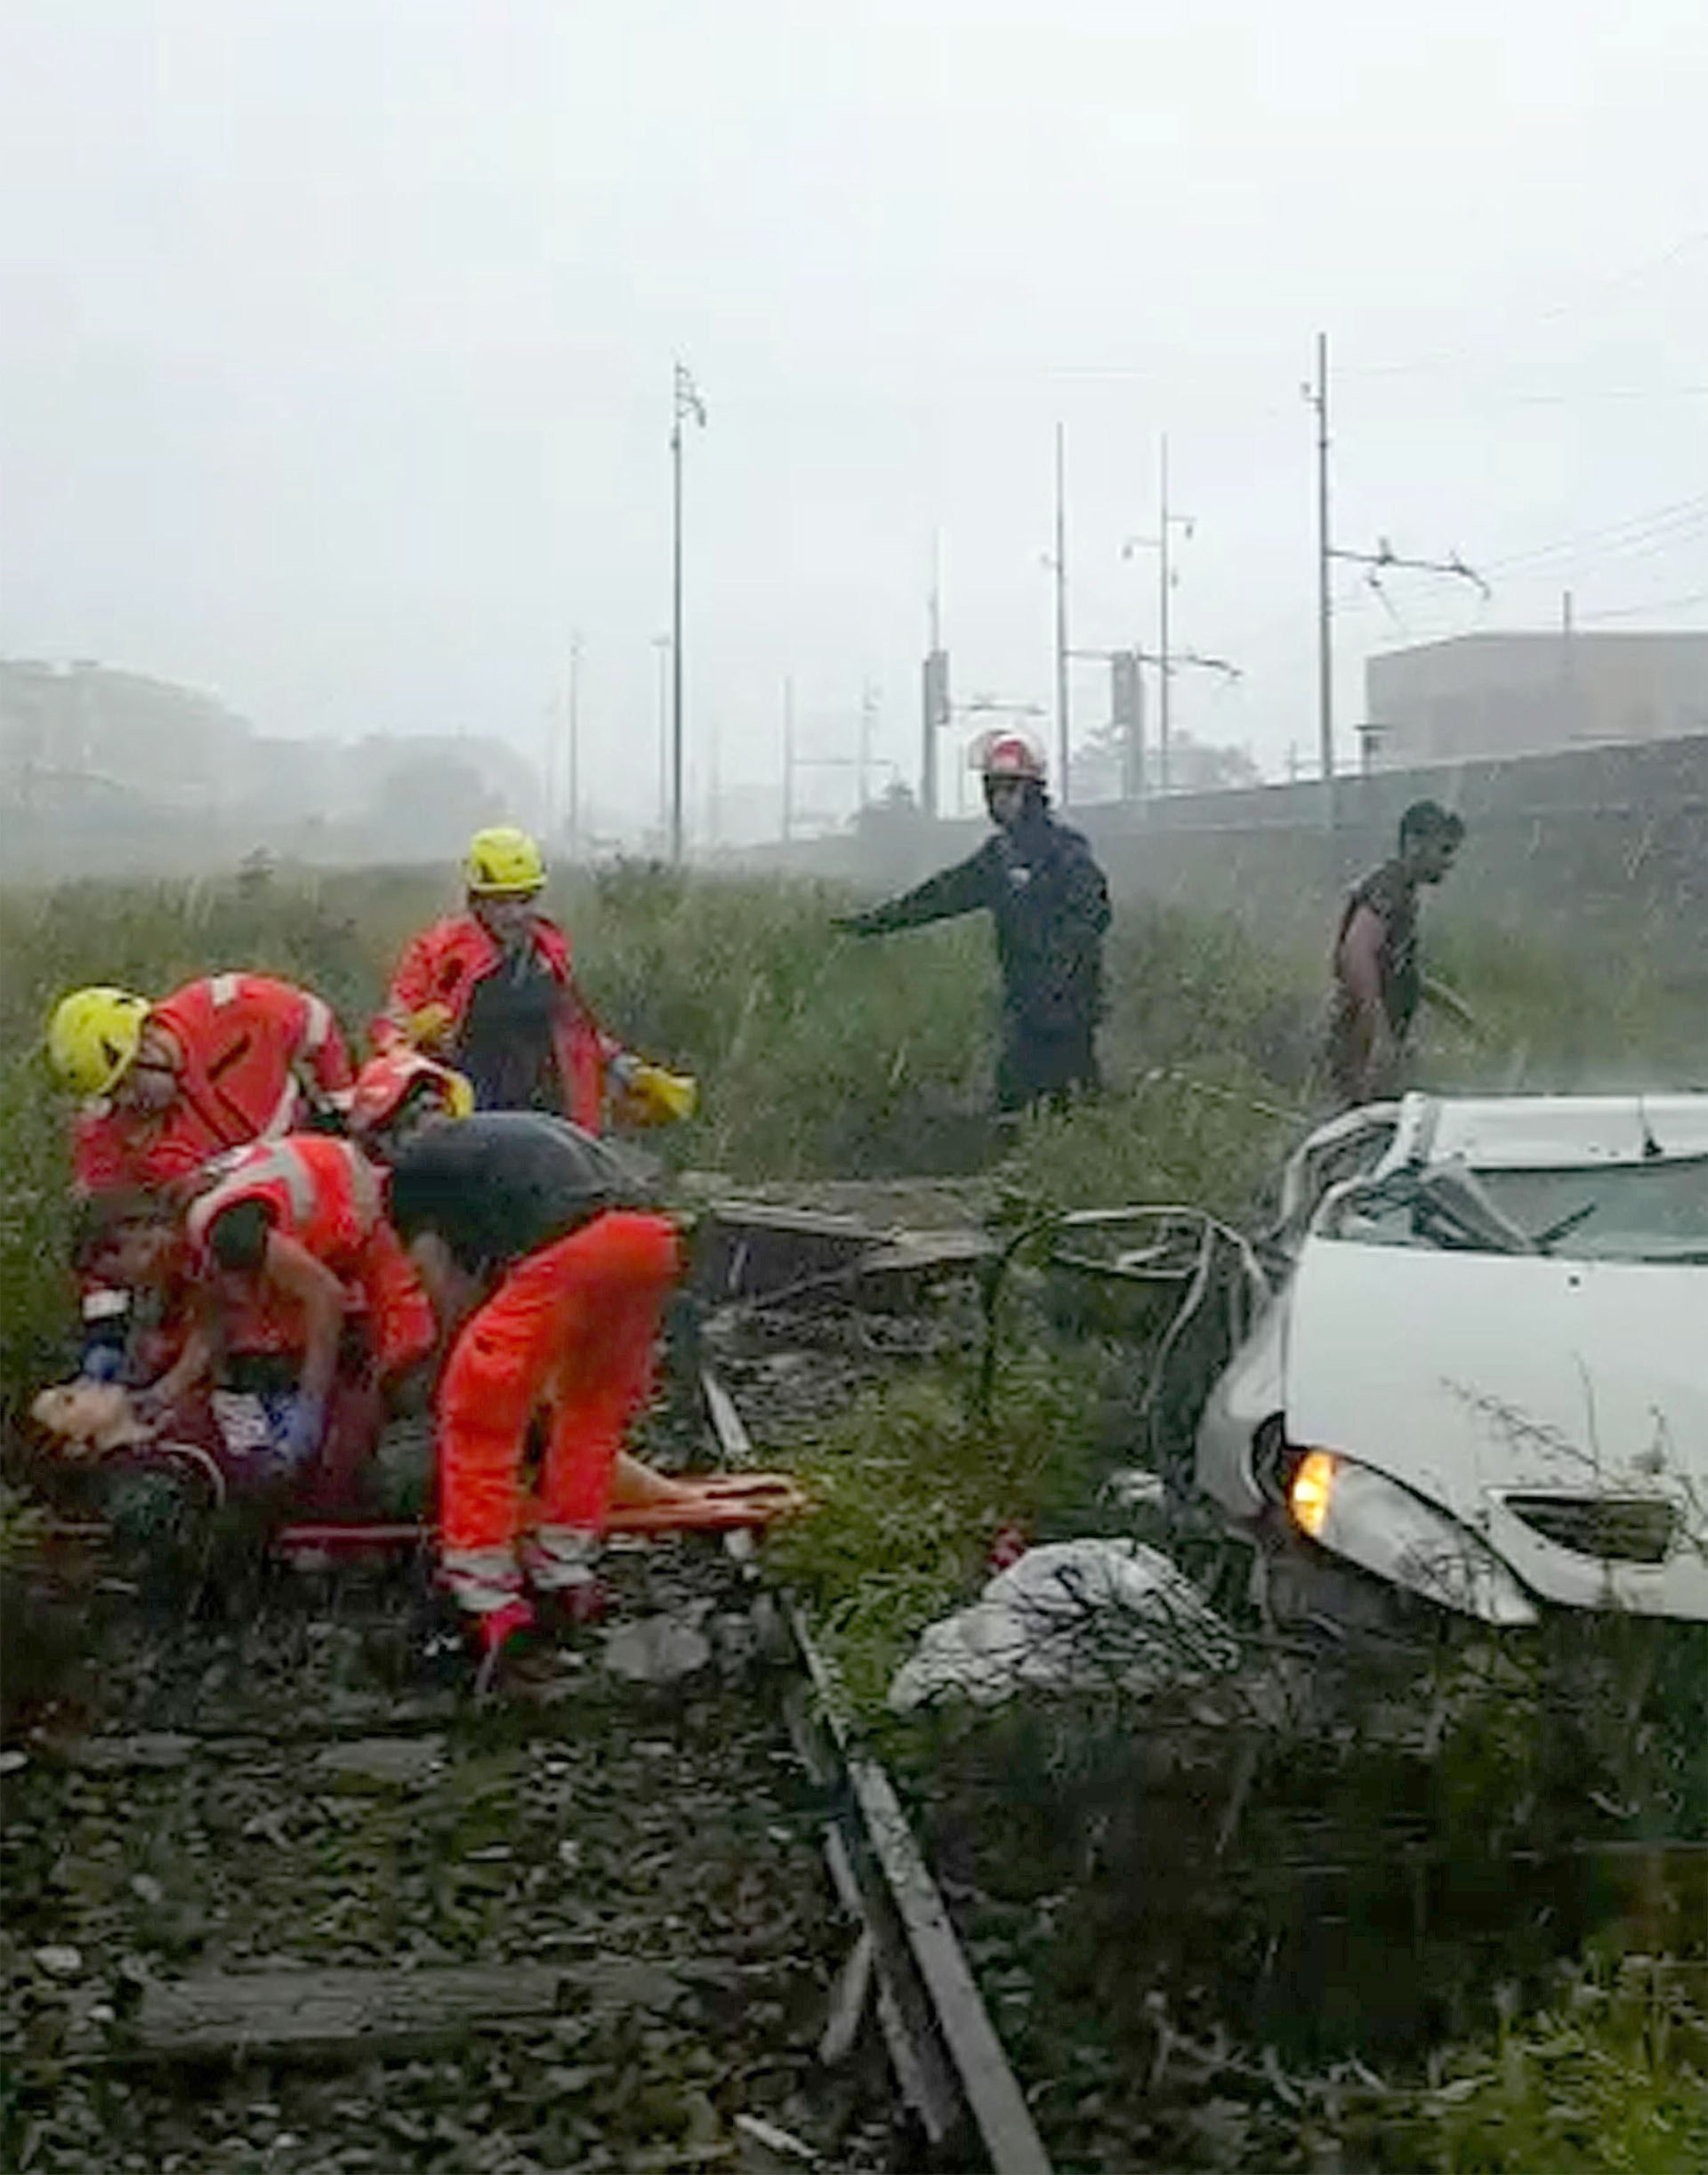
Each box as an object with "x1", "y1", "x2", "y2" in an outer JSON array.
[{"x1": 73, "y1": 974, "x2": 351, "y2": 1197}]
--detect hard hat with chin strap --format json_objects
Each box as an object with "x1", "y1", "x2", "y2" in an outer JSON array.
[
  {"x1": 463, "y1": 826, "x2": 545, "y2": 897},
  {"x1": 971, "y1": 728, "x2": 1046, "y2": 784},
  {"x1": 47, "y1": 987, "x2": 152, "y2": 1100},
  {"x1": 349, "y1": 1051, "x2": 474, "y2": 1136}
]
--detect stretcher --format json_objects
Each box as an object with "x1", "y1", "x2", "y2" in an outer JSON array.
[
  {"x1": 271, "y1": 1475, "x2": 810, "y2": 1565},
  {"x1": 27, "y1": 1378, "x2": 810, "y2": 1569}
]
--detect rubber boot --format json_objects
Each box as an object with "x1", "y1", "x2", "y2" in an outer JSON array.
[{"x1": 470, "y1": 1595, "x2": 539, "y2": 1699}]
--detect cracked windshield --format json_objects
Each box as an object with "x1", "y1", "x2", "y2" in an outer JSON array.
[
  {"x1": 1344, "y1": 1157, "x2": 1708, "y2": 1261},
  {"x1": 2, "y1": 5, "x2": 1705, "y2": 2171}
]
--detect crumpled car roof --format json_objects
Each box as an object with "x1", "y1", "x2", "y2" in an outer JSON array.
[{"x1": 1384, "y1": 1092, "x2": 1708, "y2": 1173}]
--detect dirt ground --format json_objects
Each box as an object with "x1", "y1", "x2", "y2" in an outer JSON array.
[{"x1": 1, "y1": 1543, "x2": 898, "y2": 2174}]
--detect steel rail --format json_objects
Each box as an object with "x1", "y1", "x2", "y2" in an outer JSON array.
[{"x1": 701, "y1": 1367, "x2": 1055, "y2": 2175}]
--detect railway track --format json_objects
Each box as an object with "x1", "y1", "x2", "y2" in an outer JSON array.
[
  {"x1": 8, "y1": 1196, "x2": 1704, "y2": 2169},
  {"x1": 1, "y1": 1365, "x2": 1053, "y2": 2175}
]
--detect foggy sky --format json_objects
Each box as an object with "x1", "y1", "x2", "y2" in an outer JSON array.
[{"x1": 2, "y1": 0, "x2": 1704, "y2": 839}]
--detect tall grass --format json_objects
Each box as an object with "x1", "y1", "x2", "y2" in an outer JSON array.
[{"x1": 0, "y1": 858, "x2": 1694, "y2": 1417}]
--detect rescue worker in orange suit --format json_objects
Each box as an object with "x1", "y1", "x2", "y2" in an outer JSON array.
[
  {"x1": 345, "y1": 1049, "x2": 478, "y2": 1158},
  {"x1": 47, "y1": 974, "x2": 356, "y2": 1382},
  {"x1": 382, "y1": 1110, "x2": 682, "y2": 1673},
  {"x1": 374, "y1": 826, "x2": 696, "y2": 1132},
  {"x1": 133, "y1": 1135, "x2": 438, "y2": 1485}
]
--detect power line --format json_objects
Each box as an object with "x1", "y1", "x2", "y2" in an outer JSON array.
[
  {"x1": 1325, "y1": 495, "x2": 1708, "y2": 627},
  {"x1": 1337, "y1": 230, "x2": 1708, "y2": 383},
  {"x1": 1478, "y1": 495, "x2": 1708, "y2": 576},
  {"x1": 1577, "y1": 587, "x2": 1708, "y2": 624}
]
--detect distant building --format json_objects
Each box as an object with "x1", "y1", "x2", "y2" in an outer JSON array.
[
  {"x1": 0, "y1": 656, "x2": 545, "y2": 878},
  {"x1": 1364, "y1": 631, "x2": 1708, "y2": 769},
  {"x1": 0, "y1": 658, "x2": 254, "y2": 809}
]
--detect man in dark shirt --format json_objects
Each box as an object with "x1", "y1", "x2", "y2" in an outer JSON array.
[
  {"x1": 835, "y1": 730, "x2": 1112, "y2": 1111},
  {"x1": 1325, "y1": 800, "x2": 1474, "y2": 1108},
  {"x1": 384, "y1": 1112, "x2": 680, "y2": 1669}
]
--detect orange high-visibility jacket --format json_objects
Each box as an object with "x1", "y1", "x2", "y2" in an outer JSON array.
[
  {"x1": 187, "y1": 1136, "x2": 382, "y2": 1269},
  {"x1": 73, "y1": 974, "x2": 352, "y2": 1196},
  {"x1": 373, "y1": 914, "x2": 617, "y2": 1132},
  {"x1": 185, "y1": 1134, "x2": 432, "y2": 1372}
]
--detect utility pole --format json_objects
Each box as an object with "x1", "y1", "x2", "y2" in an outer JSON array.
[
  {"x1": 1310, "y1": 332, "x2": 1333, "y2": 792},
  {"x1": 922, "y1": 560, "x2": 949, "y2": 820},
  {"x1": 670, "y1": 363, "x2": 706, "y2": 865},
  {"x1": 781, "y1": 677, "x2": 795, "y2": 842},
  {"x1": 1304, "y1": 332, "x2": 1486, "y2": 812},
  {"x1": 858, "y1": 681, "x2": 877, "y2": 810},
  {"x1": 1157, "y1": 436, "x2": 1174, "y2": 791},
  {"x1": 652, "y1": 634, "x2": 672, "y2": 847},
  {"x1": 1113, "y1": 650, "x2": 1144, "y2": 800},
  {"x1": 1124, "y1": 437, "x2": 1195, "y2": 793},
  {"x1": 1053, "y1": 423, "x2": 1070, "y2": 801}
]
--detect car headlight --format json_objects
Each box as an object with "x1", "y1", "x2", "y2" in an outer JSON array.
[
  {"x1": 1286, "y1": 1450, "x2": 1538, "y2": 1626},
  {"x1": 1288, "y1": 1449, "x2": 1338, "y2": 1539}
]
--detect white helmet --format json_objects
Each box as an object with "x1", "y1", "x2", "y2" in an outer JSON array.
[{"x1": 968, "y1": 727, "x2": 1046, "y2": 783}]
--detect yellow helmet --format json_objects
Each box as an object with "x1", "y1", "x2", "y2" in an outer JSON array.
[
  {"x1": 47, "y1": 986, "x2": 152, "y2": 1100},
  {"x1": 463, "y1": 826, "x2": 545, "y2": 897}
]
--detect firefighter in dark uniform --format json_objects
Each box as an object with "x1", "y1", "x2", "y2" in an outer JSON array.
[{"x1": 834, "y1": 730, "x2": 1112, "y2": 1112}]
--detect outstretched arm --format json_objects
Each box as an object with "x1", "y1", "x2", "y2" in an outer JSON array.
[{"x1": 835, "y1": 847, "x2": 993, "y2": 936}]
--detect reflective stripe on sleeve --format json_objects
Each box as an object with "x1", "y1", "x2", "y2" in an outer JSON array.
[{"x1": 189, "y1": 1140, "x2": 317, "y2": 1242}]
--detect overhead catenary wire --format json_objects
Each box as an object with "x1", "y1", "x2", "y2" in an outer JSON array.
[
  {"x1": 1576, "y1": 587, "x2": 1708, "y2": 624},
  {"x1": 1333, "y1": 230, "x2": 1708, "y2": 384}
]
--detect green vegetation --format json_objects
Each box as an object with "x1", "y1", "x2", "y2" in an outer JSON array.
[
  {"x1": 6, "y1": 854, "x2": 1696, "y2": 1420},
  {"x1": 1409, "y1": 1988, "x2": 1708, "y2": 2174},
  {"x1": 3, "y1": 859, "x2": 1704, "y2": 2163},
  {"x1": 766, "y1": 1345, "x2": 1115, "y2": 1714}
]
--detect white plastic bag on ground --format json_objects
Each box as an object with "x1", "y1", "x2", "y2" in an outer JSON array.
[{"x1": 888, "y1": 1538, "x2": 1239, "y2": 1712}]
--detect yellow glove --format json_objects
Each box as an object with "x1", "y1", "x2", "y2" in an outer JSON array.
[
  {"x1": 620, "y1": 1063, "x2": 698, "y2": 1127},
  {"x1": 408, "y1": 1003, "x2": 456, "y2": 1055}
]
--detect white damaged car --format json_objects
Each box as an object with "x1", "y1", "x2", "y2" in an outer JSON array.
[{"x1": 1196, "y1": 1093, "x2": 1708, "y2": 1630}]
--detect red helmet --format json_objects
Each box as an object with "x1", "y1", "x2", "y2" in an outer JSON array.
[
  {"x1": 350, "y1": 1052, "x2": 473, "y2": 1136},
  {"x1": 972, "y1": 728, "x2": 1046, "y2": 784}
]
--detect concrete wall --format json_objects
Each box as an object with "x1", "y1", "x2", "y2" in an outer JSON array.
[
  {"x1": 737, "y1": 732, "x2": 1708, "y2": 976},
  {"x1": 1366, "y1": 632, "x2": 1708, "y2": 768}
]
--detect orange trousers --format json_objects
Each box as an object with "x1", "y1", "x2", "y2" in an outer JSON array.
[{"x1": 437, "y1": 1212, "x2": 680, "y2": 1610}]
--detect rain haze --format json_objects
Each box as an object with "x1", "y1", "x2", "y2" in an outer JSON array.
[
  {"x1": 9, "y1": 15, "x2": 1708, "y2": 2158},
  {"x1": 2, "y1": 0, "x2": 1705, "y2": 842}
]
